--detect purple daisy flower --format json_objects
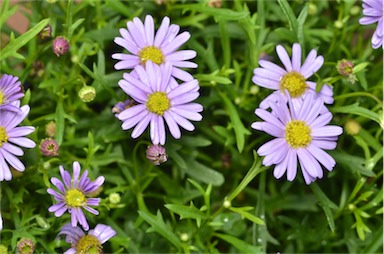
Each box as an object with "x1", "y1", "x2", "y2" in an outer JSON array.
[
  {"x1": 252, "y1": 43, "x2": 334, "y2": 110},
  {"x1": 58, "y1": 223, "x2": 116, "y2": 254},
  {"x1": 251, "y1": 93, "x2": 343, "y2": 184},
  {"x1": 112, "y1": 15, "x2": 197, "y2": 82},
  {"x1": 47, "y1": 161, "x2": 105, "y2": 231},
  {"x1": 359, "y1": 0, "x2": 383, "y2": 49},
  {"x1": 0, "y1": 74, "x2": 24, "y2": 112},
  {"x1": 0, "y1": 102, "x2": 35, "y2": 181},
  {"x1": 117, "y1": 61, "x2": 203, "y2": 145}
]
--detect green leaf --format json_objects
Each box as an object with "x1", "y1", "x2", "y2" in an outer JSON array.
[
  {"x1": 0, "y1": 0, "x2": 18, "y2": 28},
  {"x1": 229, "y1": 207, "x2": 264, "y2": 225},
  {"x1": 182, "y1": 158, "x2": 224, "y2": 186},
  {"x1": 310, "y1": 183, "x2": 338, "y2": 232},
  {"x1": 297, "y1": 4, "x2": 308, "y2": 46},
  {"x1": 214, "y1": 233, "x2": 263, "y2": 253},
  {"x1": 175, "y1": 4, "x2": 249, "y2": 21},
  {"x1": 0, "y1": 18, "x2": 50, "y2": 61},
  {"x1": 277, "y1": 0, "x2": 298, "y2": 41},
  {"x1": 353, "y1": 62, "x2": 369, "y2": 74},
  {"x1": 195, "y1": 73, "x2": 232, "y2": 85},
  {"x1": 332, "y1": 103, "x2": 380, "y2": 124},
  {"x1": 165, "y1": 202, "x2": 208, "y2": 220},
  {"x1": 219, "y1": 91, "x2": 251, "y2": 152},
  {"x1": 138, "y1": 210, "x2": 181, "y2": 249},
  {"x1": 55, "y1": 99, "x2": 65, "y2": 145}
]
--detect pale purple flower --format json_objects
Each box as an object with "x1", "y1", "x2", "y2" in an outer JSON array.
[
  {"x1": 112, "y1": 15, "x2": 197, "y2": 82},
  {"x1": 47, "y1": 161, "x2": 105, "y2": 231},
  {"x1": 0, "y1": 74, "x2": 24, "y2": 112},
  {"x1": 58, "y1": 223, "x2": 116, "y2": 254},
  {"x1": 359, "y1": 0, "x2": 383, "y2": 49},
  {"x1": 252, "y1": 43, "x2": 333, "y2": 110},
  {"x1": 146, "y1": 144, "x2": 168, "y2": 165},
  {"x1": 118, "y1": 61, "x2": 203, "y2": 145},
  {"x1": 251, "y1": 93, "x2": 343, "y2": 184},
  {"x1": 0, "y1": 101, "x2": 35, "y2": 181},
  {"x1": 112, "y1": 99, "x2": 137, "y2": 118},
  {"x1": 52, "y1": 36, "x2": 69, "y2": 57}
]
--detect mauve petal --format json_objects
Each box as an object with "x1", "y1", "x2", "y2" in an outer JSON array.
[
  {"x1": 170, "y1": 112, "x2": 195, "y2": 131},
  {"x1": 171, "y1": 107, "x2": 202, "y2": 121},
  {"x1": 154, "y1": 16, "x2": 170, "y2": 47},
  {"x1": 258, "y1": 60, "x2": 287, "y2": 76},
  {"x1": 4, "y1": 105, "x2": 29, "y2": 129},
  {"x1": 359, "y1": 16, "x2": 381, "y2": 25},
  {"x1": 131, "y1": 114, "x2": 151, "y2": 138},
  {"x1": 253, "y1": 67, "x2": 283, "y2": 82},
  {"x1": 83, "y1": 205, "x2": 99, "y2": 215},
  {"x1": 312, "y1": 126, "x2": 343, "y2": 137},
  {"x1": 260, "y1": 122, "x2": 284, "y2": 137},
  {"x1": 48, "y1": 202, "x2": 65, "y2": 213},
  {"x1": 118, "y1": 104, "x2": 147, "y2": 121},
  {"x1": 286, "y1": 149, "x2": 297, "y2": 181},
  {"x1": 171, "y1": 67, "x2": 194, "y2": 82},
  {"x1": 2, "y1": 143, "x2": 23, "y2": 156},
  {"x1": 164, "y1": 111, "x2": 181, "y2": 139},
  {"x1": 64, "y1": 248, "x2": 77, "y2": 254},
  {"x1": 175, "y1": 103, "x2": 203, "y2": 112},
  {"x1": 84, "y1": 177, "x2": 104, "y2": 193},
  {"x1": 251, "y1": 76, "x2": 280, "y2": 90},
  {"x1": 91, "y1": 224, "x2": 116, "y2": 244},
  {"x1": 309, "y1": 112, "x2": 333, "y2": 129},
  {"x1": 291, "y1": 43, "x2": 302, "y2": 71},
  {"x1": 114, "y1": 59, "x2": 140, "y2": 70},
  {"x1": 144, "y1": 15, "x2": 155, "y2": 45},
  {"x1": 8, "y1": 137, "x2": 35, "y2": 148},
  {"x1": 51, "y1": 177, "x2": 66, "y2": 194},
  {"x1": 301, "y1": 165, "x2": 317, "y2": 185},
  {"x1": 300, "y1": 49, "x2": 317, "y2": 73},
  {"x1": 171, "y1": 92, "x2": 199, "y2": 106},
  {"x1": 272, "y1": 143, "x2": 289, "y2": 164},
  {"x1": 128, "y1": 18, "x2": 146, "y2": 47},
  {"x1": 7, "y1": 126, "x2": 35, "y2": 137},
  {"x1": 122, "y1": 110, "x2": 149, "y2": 130},
  {"x1": 168, "y1": 79, "x2": 198, "y2": 99},
  {"x1": 158, "y1": 116, "x2": 166, "y2": 145},
  {"x1": 303, "y1": 97, "x2": 324, "y2": 124},
  {"x1": 301, "y1": 56, "x2": 324, "y2": 79},
  {"x1": 166, "y1": 50, "x2": 196, "y2": 61},
  {"x1": 115, "y1": 30, "x2": 139, "y2": 54},
  {"x1": 118, "y1": 80, "x2": 148, "y2": 103},
  {"x1": 87, "y1": 198, "x2": 101, "y2": 206},
  {"x1": 47, "y1": 188, "x2": 64, "y2": 201},
  {"x1": 273, "y1": 149, "x2": 289, "y2": 179},
  {"x1": 76, "y1": 208, "x2": 89, "y2": 231},
  {"x1": 72, "y1": 162, "x2": 81, "y2": 187},
  {"x1": 255, "y1": 108, "x2": 285, "y2": 130},
  {"x1": 276, "y1": 45, "x2": 292, "y2": 71},
  {"x1": 160, "y1": 62, "x2": 173, "y2": 91},
  {"x1": 1, "y1": 149, "x2": 24, "y2": 171},
  {"x1": 54, "y1": 206, "x2": 68, "y2": 217},
  {"x1": 162, "y1": 32, "x2": 190, "y2": 55},
  {"x1": 0, "y1": 154, "x2": 11, "y2": 181},
  {"x1": 257, "y1": 138, "x2": 286, "y2": 156},
  {"x1": 60, "y1": 166, "x2": 72, "y2": 188},
  {"x1": 171, "y1": 61, "x2": 198, "y2": 68},
  {"x1": 150, "y1": 115, "x2": 160, "y2": 145},
  {"x1": 306, "y1": 144, "x2": 336, "y2": 171},
  {"x1": 297, "y1": 149, "x2": 318, "y2": 178},
  {"x1": 311, "y1": 140, "x2": 337, "y2": 150}
]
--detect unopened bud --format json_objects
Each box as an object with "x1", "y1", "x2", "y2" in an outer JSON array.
[
  {"x1": 78, "y1": 86, "x2": 96, "y2": 102},
  {"x1": 17, "y1": 238, "x2": 35, "y2": 254},
  {"x1": 350, "y1": 6, "x2": 360, "y2": 16},
  {"x1": 344, "y1": 119, "x2": 360, "y2": 135},
  {"x1": 337, "y1": 59, "x2": 354, "y2": 76},
  {"x1": 308, "y1": 3, "x2": 318, "y2": 15},
  {"x1": 180, "y1": 233, "x2": 189, "y2": 242},
  {"x1": 109, "y1": 193, "x2": 121, "y2": 204},
  {"x1": 334, "y1": 20, "x2": 343, "y2": 29},
  {"x1": 38, "y1": 25, "x2": 52, "y2": 40},
  {"x1": 223, "y1": 199, "x2": 231, "y2": 209},
  {"x1": 40, "y1": 138, "x2": 59, "y2": 157},
  {"x1": 0, "y1": 245, "x2": 7, "y2": 254},
  {"x1": 208, "y1": 0, "x2": 222, "y2": 8},
  {"x1": 52, "y1": 36, "x2": 69, "y2": 57},
  {"x1": 45, "y1": 121, "x2": 56, "y2": 137},
  {"x1": 146, "y1": 145, "x2": 168, "y2": 166}
]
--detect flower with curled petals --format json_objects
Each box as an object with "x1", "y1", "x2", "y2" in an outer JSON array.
[
  {"x1": 58, "y1": 223, "x2": 116, "y2": 254},
  {"x1": 47, "y1": 161, "x2": 105, "y2": 231},
  {"x1": 112, "y1": 15, "x2": 197, "y2": 82},
  {"x1": 252, "y1": 43, "x2": 333, "y2": 110},
  {"x1": 251, "y1": 93, "x2": 343, "y2": 184},
  {"x1": 0, "y1": 101, "x2": 35, "y2": 181},
  {"x1": 117, "y1": 61, "x2": 203, "y2": 145},
  {"x1": 359, "y1": 0, "x2": 383, "y2": 49}
]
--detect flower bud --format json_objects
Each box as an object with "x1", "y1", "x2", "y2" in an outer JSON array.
[
  {"x1": 38, "y1": 25, "x2": 52, "y2": 40},
  {"x1": 308, "y1": 3, "x2": 318, "y2": 15},
  {"x1": 52, "y1": 36, "x2": 69, "y2": 57},
  {"x1": 0, "y1": 245, "x2": 7, "y2": 254},
  {"x1": 17, "y1": 238, "x2": 35, "y2": 254},
  {"x1": 350, "y1": 6, "x2": 360, "y2": 16},
  {"x1": 109, "y1": 193, "x2": 121, "y2": 204},
  {"x1": 337, "y1": 59, "x2": 354, "y2": 76},
  {"x1": 78, "y1": 86, "x2": 96, "y2": 102},
  {"x1": 180, "y1": 233, "x2": 189, "y2": 242},
  {"x1": 208, "y1": 0, "x2": 222, "y2": 8},
  {"x1": 146, "y1": 145, "x2": 168, "y2": 166},
  {"x1": 45, "y1": 121, "x2": 56, "y2": 137},
  {"x1": 344, "y1": 119, "x2": 360, "y2": 135},
  {"x1": 40, "y1": 138, "x2": 59, "y2": 157}
]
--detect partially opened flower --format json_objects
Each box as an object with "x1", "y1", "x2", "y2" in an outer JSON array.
[
  {"x1": 118, "y1": 61, "x2": 203, "y2": 145},
  {"x1": 47, "y1": 161, "x2": 105, "y2": 230},
  {"x1": 0, "y1": 102, "x2": 35, "y2": 181},
  {"x1": 251, "y1": 93, "x2": 343, "y2": 184},
  {"x1": 252, "y1": 43, "x2": 333, "y2": 110},
  {"x1": 58, "y1": 223, "x2": 116, "y2": 254},
  {"x1": 359, "y1": 0, "x2": 383, "y2": 49},
  {"x1": 112, "y1": 15, "x2": 197, "y2": 82},
  {"x1": 0, "y1": 74, "x2": 24, "y2": 112}
]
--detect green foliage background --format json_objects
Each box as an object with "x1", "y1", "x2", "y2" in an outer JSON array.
[{"x1": 0, "y1": 0, "x2": 382, "y2": 253}]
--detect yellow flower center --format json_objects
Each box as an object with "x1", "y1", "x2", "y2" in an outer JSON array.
[
  {"x1": 0, "y1": 127, "x2": 9, "y2": 147},
  {"x1": 146, "y1": 92, "x2": 170, "y2": 116},
  {"x1": 280, "y1": 72, "x2": 307, "y2": 98},
  {"x1": 0, "y1": 91, "x2": 4, "y2": 105},
  {"x1": 76, "y1": 235, "x2": 102, "y2": 254},
  {"x1": 65, "y1": 189, "x2": 86, "y2": 207},
  {"x1": 285, "y1": 120, "x2": 312, "y2": 148},
  {"x1": 139, "y1": 46, "x2": 164, "y2": 65}
]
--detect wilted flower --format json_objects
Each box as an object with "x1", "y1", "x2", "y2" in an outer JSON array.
[
  {"x1": 118, "y1": 61, "x2": 203, "y2": 145},
  {"x1": 208, "y1": 0, "x2": 222, "y2": 8},
  {"x1": 30, "y1": 61, "x2": 45, "y2": 78},
  {"x1": 16, "y1": 238, "x2": 35, "y2": 254},
  {"x1": 58, "y1": 223, "x2": 116, "y2": 254},
  {"x1": 337, "y1": 59, "x2": 354, "y2": 76},
  {"x1": 0, "y1": 102, "x2": 36, "y2": 181},
  {"x1": 146, "y1": 145, "x2": 168, "y2": 165},
  {"x1": 0, "y1": 74, "x2": 24, "y2": 112},
  {"x1": 40, "y1": 138, "x2": 59, "y2": 156},
  {"x1": 359, "y1": 0, "x2": 383, "y2": 49},
  {"x1": 52, "y1": 36, "x2": 69, "y2": 57},
  {"x1": 38, "y1": 25, "x2": 52, "y2": 40},
  {"x1": 112, "y1": 15, "x2": 197, "y2": 82},
  {"x1": 78, "y1": 86, "x2": 96, "y2": 102},
  {"x1": 252, "y1": 93, "x2": 343, "y2": 184},
  {"x1": 47, "y1": 161, "x2": 105, "y2": 230},
  {"x1": 252, "y1": 43, "x2": 333, "y2": 110},
  {"x1": 112, "y1": 99, "x2": 137, "y2": 118}
]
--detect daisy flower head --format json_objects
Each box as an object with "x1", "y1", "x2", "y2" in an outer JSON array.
[
  {"x1": 117, "y1": 61, "x2": 203, "y2": 145},
  {"x1": 252, "y1": 43, "x2": 333, "y2": 109},
  {"x1": 359, "y1": 0, "x2": 383, "y2": 49},
  {"x1": 47, "y1": 161, "x2": 105, "y2": 231},
  {"x1": 112, "y1": 15, "x2": 197, "y2": 82},
  {"x1": 58, "y1": 223, "x2": 116, "y2": 254},
  {"x1": 0, "y1": 101, "x2": 35, "y2": 181},
  {"x1": 0, "y1": 74, "x2": 24, "y2": 112},
  {"x1": 251, "y1": 93, "x2": 343, "y2": 184}
]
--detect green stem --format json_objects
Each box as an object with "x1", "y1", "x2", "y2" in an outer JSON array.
[{"x1": 334, "y1": 92, "x2": 383, "y2": 107}]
